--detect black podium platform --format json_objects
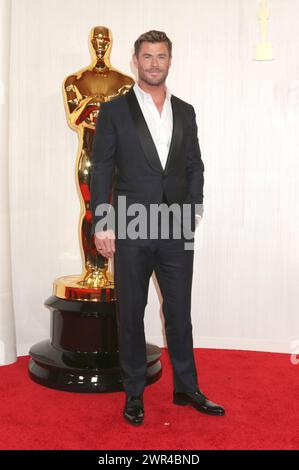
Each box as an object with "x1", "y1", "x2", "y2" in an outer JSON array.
[{"x1": 29, "y1": 296, "x2": 162, "y2": 392}]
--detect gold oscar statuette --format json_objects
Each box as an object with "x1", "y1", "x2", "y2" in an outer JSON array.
[
  {"x1": 253, "y1": 0, "x2": 274, "y2": 61},
  {"x1": 55, "y1": 26, "x2": 134, "y2": 301}
]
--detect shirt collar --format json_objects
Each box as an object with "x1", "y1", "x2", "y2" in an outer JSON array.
[{"x1": 133, "y1": 81, "x2": 172, "y2": 103}]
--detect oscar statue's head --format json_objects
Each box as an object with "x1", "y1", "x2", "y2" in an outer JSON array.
[{"x1": 89, "y1": 26, "x2": 112, "y2": 61}]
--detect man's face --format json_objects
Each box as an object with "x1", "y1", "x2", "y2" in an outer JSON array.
[{"x1": 133, "y1": 41, "x2": 172, "y2": 87}]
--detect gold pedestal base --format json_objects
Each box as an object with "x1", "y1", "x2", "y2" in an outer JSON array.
[{"x1": 53, "y1": 274, "x2": 116, "y2": 302}]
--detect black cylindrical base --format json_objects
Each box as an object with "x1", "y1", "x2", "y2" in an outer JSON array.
[{"x1": 28, "y1": 295, "x2": 162, "y2": 392}]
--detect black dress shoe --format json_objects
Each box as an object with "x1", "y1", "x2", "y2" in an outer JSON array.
[
  {"x1": 123, "y1": 394, "x2": 144, "y2": 426},
  {"x1": 173, "y1": 388, "x2": 225, "y2": 416}
]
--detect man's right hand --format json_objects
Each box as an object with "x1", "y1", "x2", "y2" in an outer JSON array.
[{"x1": 94, "y1": 230, "x2": 116, "y2": 259}]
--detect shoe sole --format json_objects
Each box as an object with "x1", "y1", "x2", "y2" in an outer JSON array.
[
  {"x1": 173, "y1": 398, "x2": 225, "y2": 416},
  {"x1": 123, "y1": 413, "x2": 144, "y2": 426}
]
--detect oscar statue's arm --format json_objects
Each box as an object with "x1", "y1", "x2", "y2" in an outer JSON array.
[{"x1": 63, "y1": 78, "x2": 104, "y2": 130}]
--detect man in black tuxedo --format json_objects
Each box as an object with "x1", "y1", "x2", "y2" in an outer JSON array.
[{"x1": 90, "y1": 30, "x2": 225, "y2": 425}]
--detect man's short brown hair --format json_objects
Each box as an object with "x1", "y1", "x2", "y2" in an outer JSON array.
[{"x1": 134, "y1": 30, "x2": 172, "y2": 58}]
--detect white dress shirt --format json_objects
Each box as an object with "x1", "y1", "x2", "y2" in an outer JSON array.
[
  {"x1": 133, "y1": 82, "x2": 203, "y2": 223},
  {"x1": 133, "y1": 82, "x2": 173, "y2": 170}
]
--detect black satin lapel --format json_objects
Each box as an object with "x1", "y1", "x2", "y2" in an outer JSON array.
[
  {"x1": 125, "y1": 88, "x2": 164, "y2": 174},
  {"x1": 163, "y1": 96, "x2": 183, "y2": 175}
]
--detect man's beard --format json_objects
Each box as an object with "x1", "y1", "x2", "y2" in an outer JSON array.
[{"x1": 140, "y1": 69, "x2": 169, "y2": 86}]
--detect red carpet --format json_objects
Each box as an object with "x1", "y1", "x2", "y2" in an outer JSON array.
[{"x1": 0, "y1": 349, "x2": 298, "y2": 450}]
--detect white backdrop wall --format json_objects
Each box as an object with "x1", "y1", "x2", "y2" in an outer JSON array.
[
  {"x1": 0, "y1": 0, "x2": 16, "y2": 365},
  {"x1": 5, "y1": 0, "x2": 299, "y2": 358}
]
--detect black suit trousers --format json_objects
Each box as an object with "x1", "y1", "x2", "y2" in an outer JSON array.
[{"x1": 114, "y1": 208, "x2": 199, "y2": 396}]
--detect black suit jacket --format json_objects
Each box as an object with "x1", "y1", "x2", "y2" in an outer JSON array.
[{"x1": 90, "y1": 86, "x2": 204, "y2": 238}]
